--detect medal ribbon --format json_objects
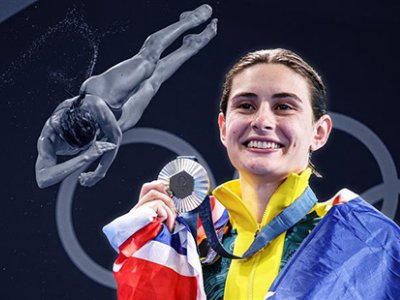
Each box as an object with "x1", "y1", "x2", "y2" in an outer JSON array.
[{"x1": 185, "y1": 186, "x2": 317, "y2": 259}]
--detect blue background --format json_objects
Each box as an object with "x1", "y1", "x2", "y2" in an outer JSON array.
[{"x1": 1, "y1": 0, "x2": 399, "y2": 298}]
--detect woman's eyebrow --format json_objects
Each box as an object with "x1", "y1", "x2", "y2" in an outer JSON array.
[
  {"x1": 230, "y1": 92, "x2": 257, "y2": 100},
  {"x1": 272, "y1": 92, "x2": 303, "y2": 103}
]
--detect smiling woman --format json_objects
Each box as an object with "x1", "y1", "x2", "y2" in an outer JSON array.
[
  {"x1": 217, "y1": 50, "x2": 332, "y2": 220},
  {"x1": 206, "y1": 49, "x2": 333, "y2": 299},
  {"x1": 219, "y1": 63, "x2": 331, "y2": 194},
  {"x1": 103, "y1": 48, "x2": 400, "y2": 300}
]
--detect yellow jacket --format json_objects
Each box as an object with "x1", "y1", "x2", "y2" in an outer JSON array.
[{"x1": 212, "y1": 169, "x2": 331, "y2": 299}]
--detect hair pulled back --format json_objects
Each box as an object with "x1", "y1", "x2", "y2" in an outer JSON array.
[
  {"x1": 59, "y1": 92, "x2": 98, "y2": 148},
  {"x1": 220, "y1": 48, "x2": 327, "y2": 121}
]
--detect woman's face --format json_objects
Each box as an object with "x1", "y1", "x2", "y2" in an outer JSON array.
[{"x1": 218, "y1": 63, "x2": 331, "y2": 182}]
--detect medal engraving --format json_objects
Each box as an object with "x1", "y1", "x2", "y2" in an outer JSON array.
[
  {"x1": 170, "y1": 170, "x2": 194, "y2": 199},
  {"x1": 158, "y1": 156, "x2": 210, "y2": 213}
]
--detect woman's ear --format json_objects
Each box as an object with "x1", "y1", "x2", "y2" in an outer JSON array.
[
  {"x1": 218, "y1": 112, "x2": 227, "y2": 147},
  {"x1": 311, "y1": 114, "x2": 332, "y2": 151}
]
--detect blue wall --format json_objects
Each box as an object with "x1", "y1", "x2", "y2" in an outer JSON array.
[{"x1": 1, "y1": 0, "x2": 399, "y2": 298}]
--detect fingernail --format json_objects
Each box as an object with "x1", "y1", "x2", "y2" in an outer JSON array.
[{"x1": 166, "y1": 188, "x2": 173, "y2": 197}]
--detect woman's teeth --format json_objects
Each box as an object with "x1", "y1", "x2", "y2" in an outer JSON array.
[{"x1": 247, "y1": 141, "x2": 281, "y2": 149}]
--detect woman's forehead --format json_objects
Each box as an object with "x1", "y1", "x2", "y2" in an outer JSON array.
[{"x1": 229, "y1": 64, "x2": 312, "y2": 102}]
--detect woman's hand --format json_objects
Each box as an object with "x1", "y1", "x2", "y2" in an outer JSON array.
[
  {"x1": 82, "y1": 141, "x2": 117, "y2": 161},
  {"x1": 79, "y1": 171, "x2": 105, "y2": 187},
  {"x1": 133, "y1": 180, "x2": 176, "y2": 231},
  {"x1": 78, "y1": 141, "x2": 117, "y2": 186}
]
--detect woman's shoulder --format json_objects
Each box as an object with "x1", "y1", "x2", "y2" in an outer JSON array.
[
  {"x1": 80, "y1": 94, "x2": 115, "y2": 121},
  {"x1": 81, "y1": 93, "x2": 106, "y2": 108}
]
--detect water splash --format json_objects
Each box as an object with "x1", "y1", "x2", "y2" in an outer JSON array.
[{"x1": 1, "y1": 5, "x2": 128, "y2": 96}]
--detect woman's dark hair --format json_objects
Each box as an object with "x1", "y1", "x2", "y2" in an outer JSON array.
[
  {"x1": 59, "y1": 92, "x2": 98, "y2": 148},
  {"x1": 220, "y1": 48, "x2": 327, "y2": 121}
]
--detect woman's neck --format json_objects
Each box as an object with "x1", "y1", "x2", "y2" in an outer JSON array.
[{"x1": 239, "y1": 174, "x2": 284, "y2": 223}]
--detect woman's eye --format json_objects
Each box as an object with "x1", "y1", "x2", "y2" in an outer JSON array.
[
  {"x1": 239, "y1": 103, "x2": 254, "y2": 110},
  {"x1": 276, "y1": 103, "x2": 292, "y2": 110}
]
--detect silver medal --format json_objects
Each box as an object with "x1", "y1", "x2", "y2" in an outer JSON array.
[{"x1": 158, "y1": 156, "x2": 210, "y2": 214}]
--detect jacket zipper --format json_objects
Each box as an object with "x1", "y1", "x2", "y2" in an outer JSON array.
[
  {"x1": 249, "y1": 209, "x2": 270, "y2": 298},
  {"x1": 248, "y1": 252, "x2": 261, "y2": 300}
]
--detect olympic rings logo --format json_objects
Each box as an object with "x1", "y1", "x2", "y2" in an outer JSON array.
[{"x1": 55, "y1": 112, "x2": 399, "y2": 289}]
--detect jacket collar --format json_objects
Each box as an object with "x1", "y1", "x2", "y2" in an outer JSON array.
[{"x1": 212, "y1": 169, "x2": 312, "y2": 233}]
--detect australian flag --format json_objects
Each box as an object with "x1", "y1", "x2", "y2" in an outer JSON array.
[{"x1": 266, "y1": 190, "x2": 400, "y2": 299}]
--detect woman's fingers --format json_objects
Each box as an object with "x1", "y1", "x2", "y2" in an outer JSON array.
[
  {"x1": 139, "y1": 180, "x2": 169, "y2": 198},
  {"x1": 95, "y1": 141, "x2": 117, "y2": 154},
  {"x1": 138, "y1": 181, "x2": 175, "y2": 212},
  {"x1": 132, "y1": 180, "x2": 177, "y2": 232},
  {"x1": 147, "y1": 200, "x2": 176, "y2": 232}
]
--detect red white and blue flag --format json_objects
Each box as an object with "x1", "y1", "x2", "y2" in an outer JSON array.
[
  {"x1": 103, "y1": 189, "x2": 400, "y2": 299},
  {"x1": 103, "y1": 207, "x2": 206, "y2": 300}
]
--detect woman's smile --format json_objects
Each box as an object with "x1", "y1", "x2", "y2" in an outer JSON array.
[{"x1": 219, "y1": 63, "x2": 319, "y2": 181}]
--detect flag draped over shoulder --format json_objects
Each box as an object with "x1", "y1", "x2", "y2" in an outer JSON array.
[
  {"x1": 103, "y1": 207, "x2": 206, "y2": 300},
  {"x1": 267, "y1": 190, "x2": 400, "y2": 299}
]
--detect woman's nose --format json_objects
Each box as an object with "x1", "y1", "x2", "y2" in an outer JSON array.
[{"x1": 251, "y1": 106, "x2": 274, "y2": 131}]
